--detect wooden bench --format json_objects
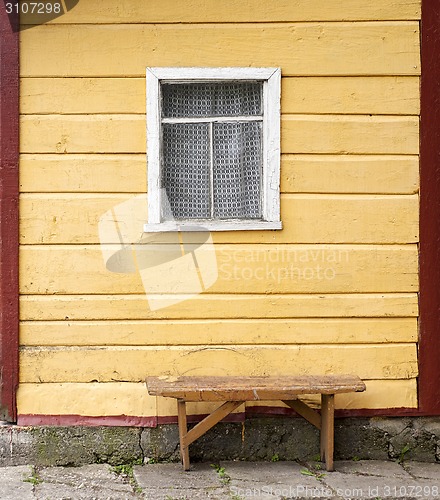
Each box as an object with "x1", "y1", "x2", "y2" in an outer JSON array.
[
  {"x1": 147, "y1": 375, "x2": 365, "y2": 471},
  {"x1": 146, "y1": 375, "x2": 366, "y2": 472}
]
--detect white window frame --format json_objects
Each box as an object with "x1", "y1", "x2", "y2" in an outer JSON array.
[{"x1": 145, "y1": 67, "x2": 281, "y2": 232}]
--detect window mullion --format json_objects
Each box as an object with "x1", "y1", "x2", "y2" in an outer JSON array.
[{"x1": 209, "y1": 122, "x2": 214, "y2": 219}]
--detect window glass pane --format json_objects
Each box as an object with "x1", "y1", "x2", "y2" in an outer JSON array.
[
  {"x1": 213, "y1": 122, "x2": 262, "y2": 219},
  {"x1": 162, "y1": 82, "x2": 262, "y2": 118},
  {"x1": 162, "y1": 123, "x2": 210, "y2": 219}
]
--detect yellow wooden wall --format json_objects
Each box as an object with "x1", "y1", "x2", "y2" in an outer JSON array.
[{"x1": 18, "y1": 0, "x2": 421, "y2": 418}]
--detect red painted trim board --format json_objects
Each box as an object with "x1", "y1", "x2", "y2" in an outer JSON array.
[
  {"x1": 418, "y1": 0, "x2": 440, "y2": 414},
  {"x1": 17, "y1": 406, "x2": 428, "y2": 428},
  {"x1": 0, "y1": 2, "x2": 19, "y2": 422}
]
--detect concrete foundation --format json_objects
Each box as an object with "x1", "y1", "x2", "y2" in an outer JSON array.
[{"x1": 0, "y1": 417, "x2": 439, "y2": 467}]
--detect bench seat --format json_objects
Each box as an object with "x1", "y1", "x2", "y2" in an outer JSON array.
[{"x1": 146, "y1": 375, "x2": 366, "y2": 472}]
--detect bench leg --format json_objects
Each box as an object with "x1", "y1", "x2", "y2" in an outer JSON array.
[
  {"x1": 177, "y1": 400, "x2": 190, "y2": 471},
  {"x1": 320, "y1": 394, "x2": 335, "y2": 472},
  {"x1": 176, "y1": 400, "x2": 243, "y2": 471}
]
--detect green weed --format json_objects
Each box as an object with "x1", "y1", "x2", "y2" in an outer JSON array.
[
  {"x1": 398, "y1": 444, "x2": 411, "y2": 464},
  {"x1": 211, "y1": 463, "x2": 231, "y2": 484},
  {"x1": 23, "y1": 466, "x2": 42, "y2": 486},
  {"x1": 112, "y1": 460, "x2": 143, "y2": 494}
]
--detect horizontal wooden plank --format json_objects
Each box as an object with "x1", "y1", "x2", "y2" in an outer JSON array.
[
  {"x1": 281, "y1": 115, "x2": 419, "y2": 155},
  {"x1": 21, "y1": 0, "x2": 421, "y2": 24},
  {"x1": 282, "y1": 76, "x2": 420, "y2": 115},
  {"x1": 16, "y1": 379, "x2": 418, "y2": 417},
  {"x1": 19, "y1": 318, "x2": 418, "y2": 346},
  {"x1": 20, "y1": 193, "x2": 145, "y2": 245},
  {"x1": 282, "y1": 155, "x2": 419, "y2": 194},
  {"x1": 17, "y1": 382, "x2": 156, "y2": 417},
  {"x1": 19, "y1": 293, "x2": 419, "y2": 321},
  {"x1": 146, "y1": 375, "x2": 366, "y2": 401},
  {"x1": 279, "y1": 195, "x2": 418, "y2": 244},
  {"x1": 20, "y1": 76, "x2": 420, "y2": 116},
  {"x1": 19, "y1": 194, "x2": 418, "y2": 244},
  {"x1": 20, "y1": 78, "x2": 146, "y2": 115},
  {"x1": 19, "y1": 154, "x2": 419, "y2": 195},
  {"x1": 19, "y1": 154, "x2": 147, "y2": 193},
  {"x1": 243, "y1": 379, "x2": 418, "y2": 412},
  {"x1": 20, "y1": 23, "x2": 420, "y2": 77},
  {"x1": 18, "y1": 344, "x2": 418, "y2": 383},
  {"x1": 19, "y1": 244, "x2": 418, "y2": 294},
  {"x1": 20, "y1": 115, "x2": 145, "y2": 154},
  {"x1": 20, "y1": 115, "x2": 419, "y2": 155}
]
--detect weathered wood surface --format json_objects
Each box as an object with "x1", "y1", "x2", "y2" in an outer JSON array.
[
  {"x1": 19, "y1": 154, "x2": 419, "y2": 195},
  {"x1": 281, "y1": 115, "x2": 418, "y2": 155},
  {"x1": 20, "y1": 293, "x2": 419, "y2": 321},
  {"x1": 20, "y1": 23, "x2": 420, "y2": 77},
  {"x1": 147, "y1": 375, "x2": 366, "y2": 401},
  {"x1": 20, "y1": 114, "x2": 419, "y2": 154},
  {"x1": 283, "y1": 399, "x2": 321, "y2": 428},
  {"x1": 245, "y1": 375, "x2": 418, "y2": 411},
  {"x1": 21, "y1": 0, "x2": 421, "y2": 24},
  {"x1": 17, "y1": 379, "x2": 417, "y2": 416},
  {"x1": 177, "y1": 400, "x2": 190, "y2": 469},
  {"x1": 16, "y1": 382, "x2": 156, "y2": 416},
  {"x1": 19, "y1": 318, "x2": 417, "y2": 347},
  {"x1": 19, "y1": 244, "x2": 418, "y2": 295},
  {"x1": 161, "y1": 374, "x2": 363, "y2": 471},
  {"x1": 17, "y1": 0, "x2": 421, "y2": 418},
  {"x1": 281, "y1": 155, "x2": 419, "y2": 195},
  {"x1": 320, "y1": 394, "x2": 335, "y2": 470},
  {"x1": 19, "y1": 344, "x2": 418, "y2": 383},
  {"x1": 19, "y1": 154, "x2": 147, "y2": 193},
  {"x1": 20, "y1": 77, "x2": 420, "y2": 115},
  {"x1": 19, "y1": 194, "x2": 418, "y2": 244},
  {"x1": 182, "y1": 400, "x2": 243, "y2": 446}
]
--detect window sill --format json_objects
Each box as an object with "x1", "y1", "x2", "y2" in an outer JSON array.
[{"x1": 143, "y1": 221, "x2": 282, "y2": 232}]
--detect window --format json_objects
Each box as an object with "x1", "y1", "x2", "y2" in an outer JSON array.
[{"x1": 145, "y1": 67, "x2": 281, "y2": 231}]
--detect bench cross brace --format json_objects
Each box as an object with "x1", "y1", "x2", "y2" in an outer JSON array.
[{"x1": 282, "y1": 399, "x2": 321, "y2": 429}]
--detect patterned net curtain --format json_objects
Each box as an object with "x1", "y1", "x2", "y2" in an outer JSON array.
[{"x1": 161, "y1": 82, "x2": 263, "y2": 220}]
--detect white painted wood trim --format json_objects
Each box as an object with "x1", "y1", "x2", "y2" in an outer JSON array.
[
  {"x1": 146, "y1": 68, "x2": 161, "y2": 224},
  {"x1": 146, "y1": 67, "x2": 282, "y2": 229},
  {"x1": 144, "y1": 221, "x2": 282, "y2": 232},
  {"x1": 148, "y1": 67, "x2": 278, "y2": 81},
  {"x1": 263, "y1": 68, "x2": 281, "y2": 222}
]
